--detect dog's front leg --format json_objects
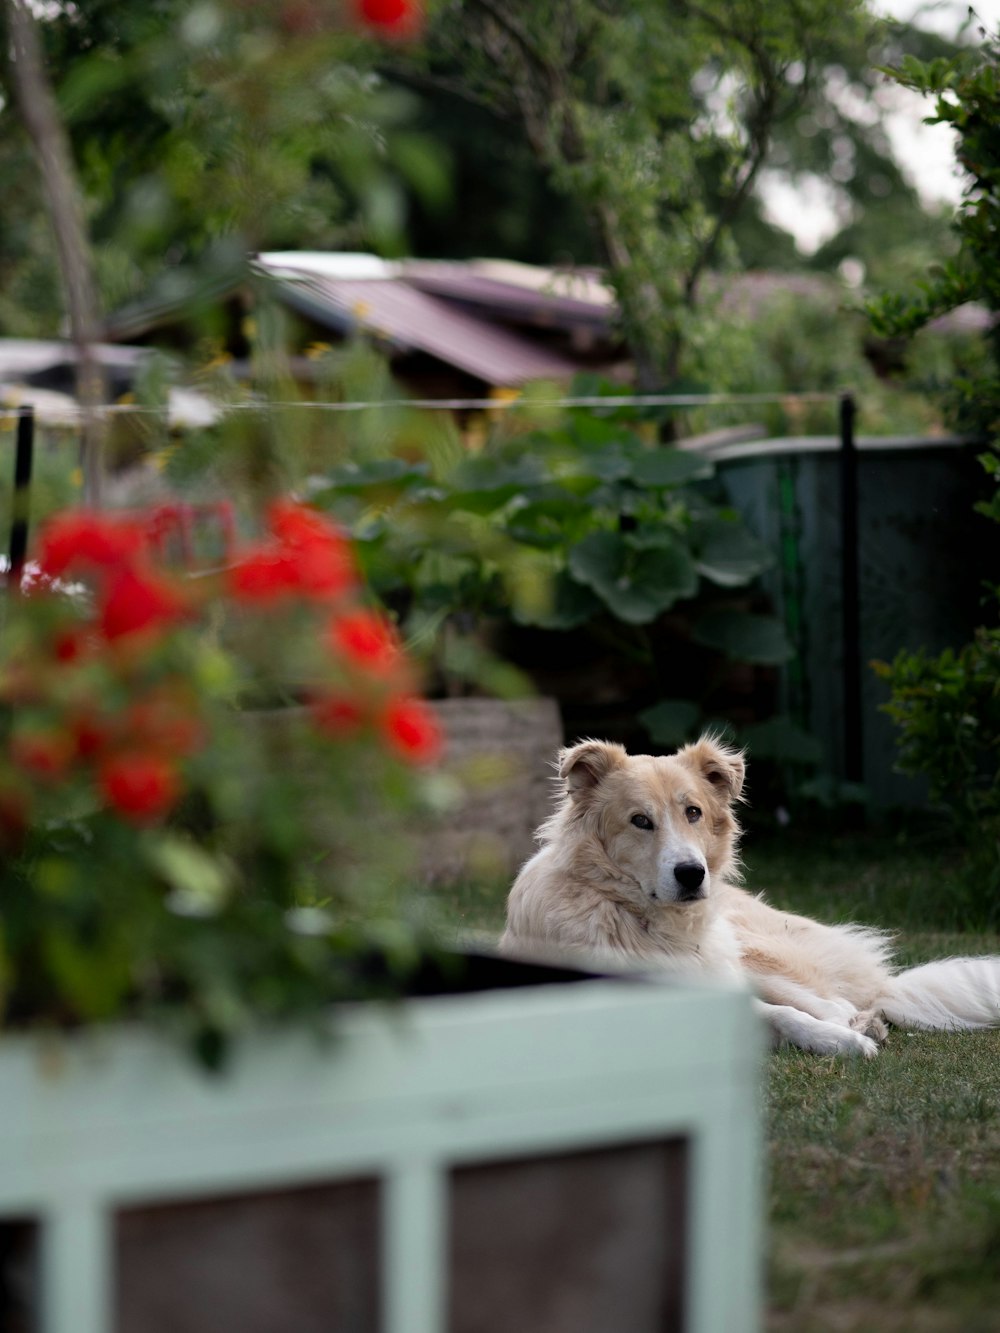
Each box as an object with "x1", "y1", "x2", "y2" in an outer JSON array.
[{"x1": 758, "y1": 1000, "x2": 879, "y2": 1058}]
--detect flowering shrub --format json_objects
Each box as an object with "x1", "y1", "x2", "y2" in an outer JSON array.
[{"x1": 0, "y1": 499, "x2": 443, "y2": 1059}]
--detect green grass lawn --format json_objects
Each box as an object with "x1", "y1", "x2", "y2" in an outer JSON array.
[{"x1": 430, "y1": 826, "x2": 1000, "y2": 1332}]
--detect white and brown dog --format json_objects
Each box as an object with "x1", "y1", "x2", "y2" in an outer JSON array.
[{"x1": 501, "y1": 734, "x2": 1000, "y2": 1057}]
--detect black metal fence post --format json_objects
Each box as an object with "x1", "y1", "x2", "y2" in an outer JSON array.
[
  {"x1": 9, "y1": 405, "x2": 35, "y2": 590},
  {"x1": 839, "y1": 391, "x2": 863, "y2": 784}
]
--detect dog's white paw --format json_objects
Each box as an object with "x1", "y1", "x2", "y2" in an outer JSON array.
[
  {"x1": 796, "y1": 1015, "x2": 879, "y2": 1058},
  {"x1": 837, "y1": 1026, "x2": 879, "y2": 1059},
  {"x1": 765, "y1": 1003, "x2": 881, "y2": 1058},
  {"x1": 850, "y1": 1009, "x2": 889, "y2": 1045}
]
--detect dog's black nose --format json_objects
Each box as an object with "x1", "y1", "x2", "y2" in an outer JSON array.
[{"x1": 674, "y1": 861, "x2": 706, "y2": 901}]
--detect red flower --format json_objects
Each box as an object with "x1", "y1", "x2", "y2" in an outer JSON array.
[
  {"x1": 355, "y1": 0, "x2": 421, "y2": 35},
  {"x1": 9, "y1": 728, "x2": 76, "y2": 782},
  {"x1": 98, "y1": 567, "x2": 187, "y2": 642},
  {"x1": 36, "y1": 511, "x2": 146, "y2": 578},
  {"x1": 269, "y1": 500, "x2": 357, "y2": 598},
  {"x1": 381, "y1": 696, "x2": 442, "y2": 765},
  {"x1": 227, "y1": 547, "x2": 298, "y2": 602},
  {"x1": 268, "y1": 499, "x2": 334, "y2": 547},
  {"x1": 97, "y1": 751, "x2": 180, "y2": 824},
  {"x1": 69, "y1": 711, "x2": 114, "y2": 761},
  {"x1": 328, "y1": 609, "x2": 402, "y2": 675},
  {"x1": 53, "y1": 626, "x2": 90, "y2": 664},
  {"x1": 310, "y1": 694, "x2": 366, "y2": 738},
  {"x1": 293, "y1": 539, "x2": 356, "y2": 598}
]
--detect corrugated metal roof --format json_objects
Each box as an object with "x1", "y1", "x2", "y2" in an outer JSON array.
[
  {"x1": 258, "y1": 251, "x2": 402, "y2": 280},
  {"x1": 467, "y1": 259, "x2": 615, "y2": 306},
  {"x1": 401, "y1": 260, "x2": 615, "y2": 330},
  {"x1": 259, "y1": 265, "x2": 587, "y2": 385}
]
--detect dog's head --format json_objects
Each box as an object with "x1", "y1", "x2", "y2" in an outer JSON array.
[{"x1": 556, "y1": 734, "x2": 745, "y2": 908}]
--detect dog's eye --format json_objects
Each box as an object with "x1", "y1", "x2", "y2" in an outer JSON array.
[
  {"x1": 685, "y1": 805, "x2": 702, "y2": 824},
  {"x1": 630, "y1": 813, "x2": 654, "y2": 831}
]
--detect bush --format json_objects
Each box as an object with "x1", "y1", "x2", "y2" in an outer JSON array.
[
  {"x1": 869, "y1": 28, "x2": 1000, "y2": 916},
  {"x1": 313, "y1": 392, "x2": 794, "y2": 729},
  {"x1": 0, "y1": 500, "x2": 442, "y2": 1061},
  {"x1": 873, "y1": 631, "x2": 1000, "y2": 912}
]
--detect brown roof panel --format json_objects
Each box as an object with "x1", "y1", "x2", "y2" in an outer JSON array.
[{"x1": 264, "y1": 269, "x2": 586, "y2": 386}]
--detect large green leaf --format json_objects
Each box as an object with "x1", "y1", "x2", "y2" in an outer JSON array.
[
  {"x1": 514, "y1": 570, "x2": 602, "y2": 629},
  {"x1": 638, "y1": 698, "x2": 701, "y2": 746},
  {"x1": 693, "y1": 610, "x2": 795, "y2": 665},
  {"x1": 568, "y1": 413, "x2": 639, "y2": 449},
  {"x1": 146, "y1": 835, "x2": 235, "y2": 918},
  {"x1": 692, "y1": 516, "x2": 774, "y2": 587},
  {"x1": 568, "y1": 531, "x2": 698, "y2": 624},
  {"x1": 447, "y1": 456, "x2": 548, "y2": 512},
  {"x1": 320, "y1": 457, "x2": 429, "y2": 494},
  {"x1": 504, "y1": 491, "x2": 589, "y2": 548},
  {"x1": 741, "y1": 715, "x2": 822, "y2": 764},
  {"x1": 630, "y1": 448, "x2": 714, "y2": 488}
]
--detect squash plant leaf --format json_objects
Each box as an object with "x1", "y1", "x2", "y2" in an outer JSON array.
[
  {"x1": 638, "y1": 698, "x2": 701, "y2": 746},
  {"x1": 692, "y1": 516, "x2": 774, "y2": 587},
  {"x1": 568, "y1": 531, "x2": 698, "y2": 624},
  {"x1": 514, "y1": 570, "x2": 602, "y2": 629}
]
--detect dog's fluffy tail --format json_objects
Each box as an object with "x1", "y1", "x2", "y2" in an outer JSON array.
[{"x1": 875, "y1": 957, "x2": 1000, "y2": 1031}]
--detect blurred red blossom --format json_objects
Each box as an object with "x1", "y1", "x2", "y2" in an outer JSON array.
[
  {"x1": 68, "y1": 710, "x2": 114, "y2": 762},
  {"x1": 310, "y1": 693, "x2": 366, "y2": 737},
  {"x1": 97, "y1": 751, "x2": 181, "y2": 824},
  {"x1": 9, "y1": 729, "x2": 76, "y2": 783},
  {"x1": 382, "y1": 695, "x2": 443, "y2": 764},
  {"x1": 228, "y1": 547, "x2": 300, "y2": 602},
  {"x1": 354, "y1": 0, "x2": 422, "y2": 37},
  {"x1": 2, "y1": 497, "x2": 439, "y2": 843},
  {"x1": 36, "y1": 511, "x2": 145, "y2": 578},
  {"x1": 98, "y1": 567, "x2": 189, "y2": 642},
  {"x1": 1, "y1": 494, "x2": 443, "y2": 1040},
  {"x1": 329, "y1": 608, "x2": 403, "y2": 675},
  {"x1": 228, "y1": 500, "x2": 356, "y2": 602}
]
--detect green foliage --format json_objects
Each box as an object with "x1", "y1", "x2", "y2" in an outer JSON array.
[
  {"x1": 868, "y1": 28, "x2": 1000, "y2": 908},
  {"x1": 0, "y1": 0, "x2": 449, "y2": 334},
  {"x1": 873, "y1": 630, "x2": 1000, "y2": 908},
  {"x1": 409, "y1": 0, "x2": 874, "y2": 386},
  {"x1": 867, "y1": 27, "x2": 1000, "y2": 431},
  {"x1": 311, "y1": 393, "x2": 790, "y2": 711},
  {"x1": 0, "y1": 502, "x2": 444, "y2": 1058}
]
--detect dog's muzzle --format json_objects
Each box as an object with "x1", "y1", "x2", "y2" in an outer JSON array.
[{"x1": 673, "y1": 861, "x2": 706, "y2": 902}]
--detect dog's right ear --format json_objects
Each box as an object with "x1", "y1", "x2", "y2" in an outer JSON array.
[{"x1": 558, "y1": 740, "x2": 628, "y2": 805}]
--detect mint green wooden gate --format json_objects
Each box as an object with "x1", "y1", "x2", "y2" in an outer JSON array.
[{"x1": 0, "y1": 978, "x2": 763, "y2": 1333}]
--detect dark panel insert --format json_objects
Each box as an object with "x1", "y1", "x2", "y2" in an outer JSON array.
[
  {"x1": 115, "y1": 1178, "x2": 379, "y2": 1333},
  {"x1": 449, "y1": 1138, "x2": 688, "y2": 1333},
  {"x1": 0, "y1": 1219, "x2": 38, "y2": 1333}
]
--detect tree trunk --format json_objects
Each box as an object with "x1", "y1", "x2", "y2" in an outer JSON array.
[{"x1": 5, "y1": 0, "x2": 107, "y2": 506}]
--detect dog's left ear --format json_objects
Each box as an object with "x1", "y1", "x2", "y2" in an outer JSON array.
[
  {"x1": 558, "y1": 739, "x2": 628, "y2": 805},
  {"x1": 676, "y1": 734, "x2": 746, "y2": 803}
]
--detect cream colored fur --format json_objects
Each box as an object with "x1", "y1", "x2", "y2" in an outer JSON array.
[{"x1": 501, "y1": 735, "x2": 1000, "y2": 1058}]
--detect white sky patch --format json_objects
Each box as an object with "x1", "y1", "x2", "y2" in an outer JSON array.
[
  {"x1": 758, "y1": 171, "x2": 850, "y2": 254},
  {"x1": 757, "y1": 0, "x2": 989, "y2": 253}
]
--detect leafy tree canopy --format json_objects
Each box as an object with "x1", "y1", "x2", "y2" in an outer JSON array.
[
  {"x1": 391, "y1": 0, "x2": 966, "y2": 385},
  {"x1": 0, "y1": 0, "x2": 449, "y2": 331}
]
